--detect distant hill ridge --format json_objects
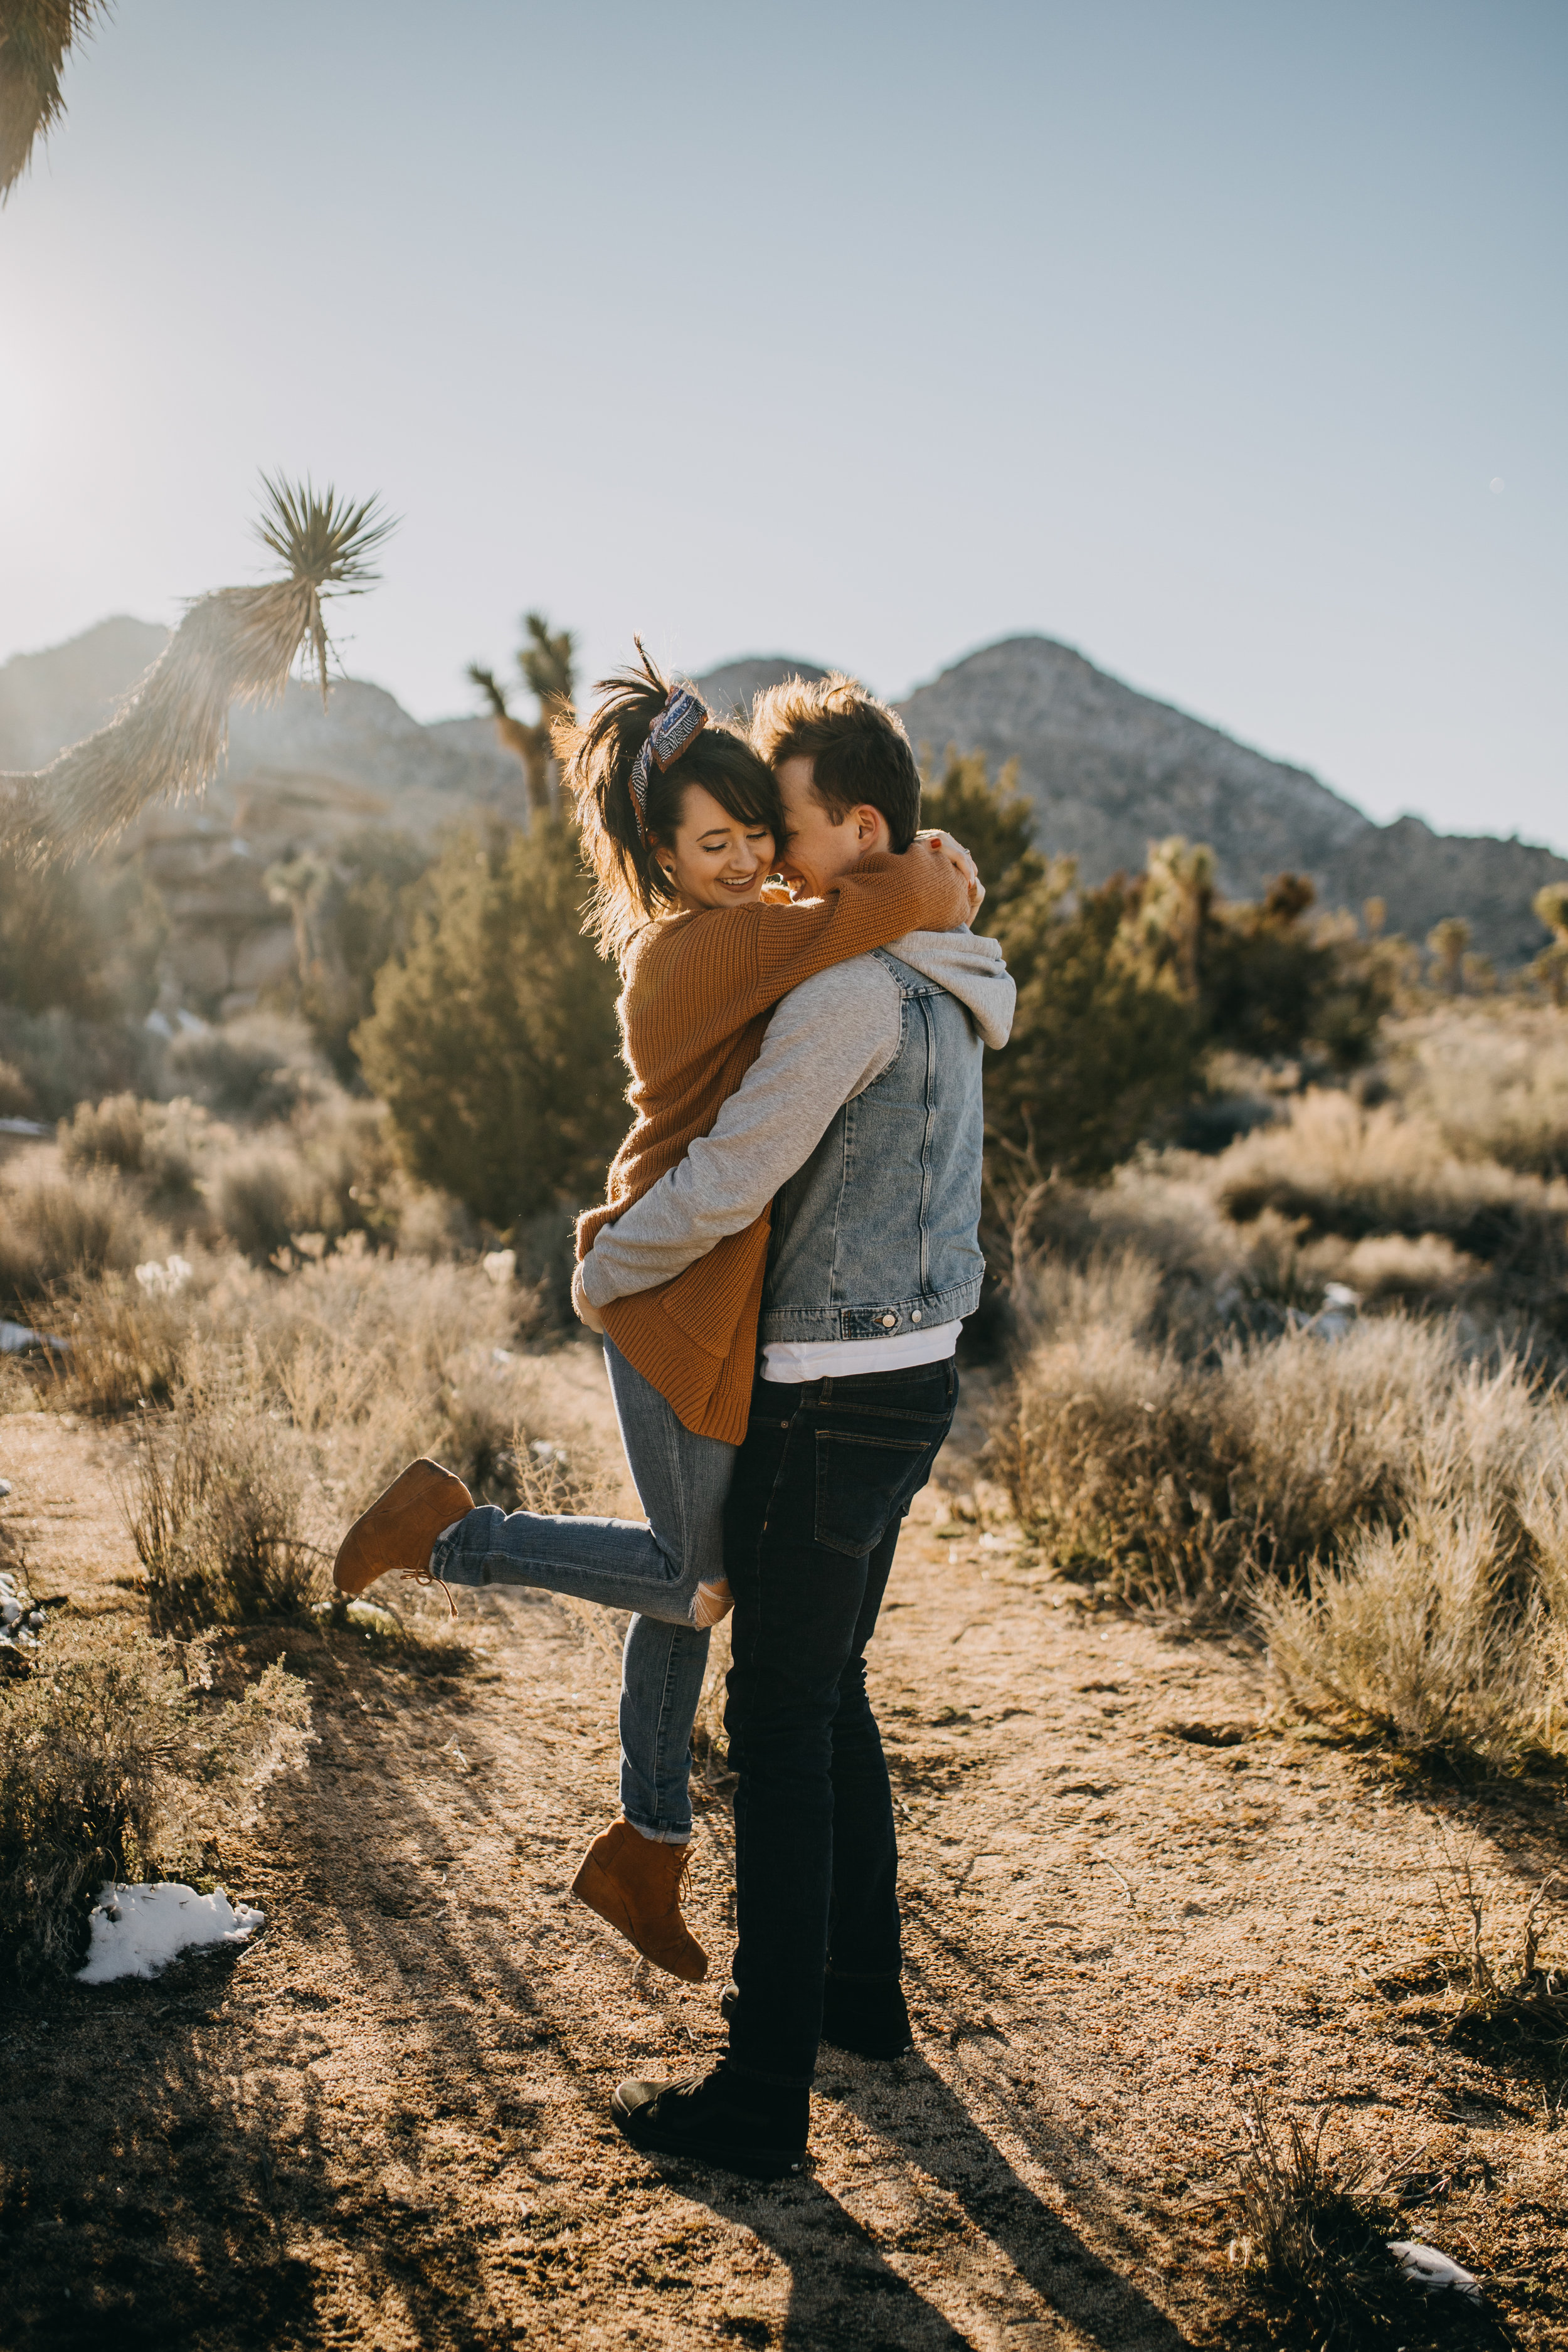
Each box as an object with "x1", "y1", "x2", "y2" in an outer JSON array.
[
  {"x1": 696, "y1": 640, "x2": 1567, "y2": 970},
  {"x1": 3, "y1": 621, "x2": 1562, "y2": 973}
]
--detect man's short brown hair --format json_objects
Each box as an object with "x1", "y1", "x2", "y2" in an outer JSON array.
[{"x1": 750, "y1": 674, "x2": 922, "y2": 852}]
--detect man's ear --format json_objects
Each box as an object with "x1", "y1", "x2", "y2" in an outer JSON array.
[{"x1": 853, "y1": 805, "x2": 883, "y2": 847}]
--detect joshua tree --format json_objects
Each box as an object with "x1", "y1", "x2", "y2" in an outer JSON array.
[
  {"x1": 1, "y1": 0, "x2": 108, "y2": 198},
  {"x1": 1532, "y1": 884, "x2": 1568, "y2": 1006},
  {"x1": 1426, "y1": 916, "x2": 1471, "y2": 997},
  {"x1": 468, "y1": 612, "x2": 577, "y2": 817},
  {"x1": 1, "y1": 475, "x2": 393, "y2": 864}
]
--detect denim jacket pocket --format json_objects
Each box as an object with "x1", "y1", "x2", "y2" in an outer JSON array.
[{"x1": 813, "y1": 1431, "x2": 931, "y2": 1560}]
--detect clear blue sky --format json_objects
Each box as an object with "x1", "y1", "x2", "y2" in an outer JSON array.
[{"x1": 1, "y1": 1, "x2": 1562, "y2": 846}]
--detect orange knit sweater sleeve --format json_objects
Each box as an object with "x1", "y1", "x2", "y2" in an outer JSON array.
[{"x1": 735, "y1": 842, "x2": 971, "y2": 1018}]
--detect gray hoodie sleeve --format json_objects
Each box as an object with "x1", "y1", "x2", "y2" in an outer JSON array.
[{"x1": 580, "y1": 929, "x2": 1014, "y2": 1308}]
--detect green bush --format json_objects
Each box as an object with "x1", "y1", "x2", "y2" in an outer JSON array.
[
  {"x1": 272, "y1": 826, "x2": 433, "y2": 1081},
  {"x1": 355, "y1": 819, "x2": 625, "y2": 1231},
  {"x1": 987, "y1": 870, "x2": 1202, "y2": 1183}
]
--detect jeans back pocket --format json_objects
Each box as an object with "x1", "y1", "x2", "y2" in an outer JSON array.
[{"x1": 813, "y1": 1431, "x2": 933, "y2": 1560}]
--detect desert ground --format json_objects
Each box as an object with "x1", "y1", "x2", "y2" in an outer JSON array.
[{"x1": 1, "y1": 1347, "x2": 1562, "y2": 2352}]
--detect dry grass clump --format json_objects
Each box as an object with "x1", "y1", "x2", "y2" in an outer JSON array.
[
  {"x1": 60, "y1": 1245, "x2": 568, "y2": 1625},
  {"x1": 994, "y1": 1260, "x2": 1451, "y2": 1614},
  {"x1": 0, "y1": 1617, "x2": 310, "y2": 1974},
  {"x1": 124, "y1": 1348, "x2": 322, "y2": 1624},
  {"x1": 0, "y1": 1164, "x2": 157, "y2": 1310},
  {"x1": 1388, "y1": 1005, "x2": 1568, "y2": 1179},
  {"x1": 1260, "y1": 1443, "x2": 1568, "y2": 1767},
  {"x1": 1213, "y1": 1089, "x2": 1568, "y2": 1282},
  {"x1": 997, "y1": 1253, "x2": 1568, "y2": 1757},
  {"x1": 1226, "y1": 2095, "x2": 1417, "y2": 2343},
  {"x1": 58, "y1": 1091, "x2": 147, "y2": 1172},
  {"x1": 1433, "y1": 1850, "x2": 1568, "y2": 2069},
  {"x1": 0, "y1": 1056, "x2": 36, "y2": 1118},
  {"x1": 166, "y1": 1010, "x2": 331, "y2": 1125}
]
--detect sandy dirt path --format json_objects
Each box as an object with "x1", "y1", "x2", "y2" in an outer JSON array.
[{"x1": 1, "y1": 1350, "x2": 1564, "y2": 2349}]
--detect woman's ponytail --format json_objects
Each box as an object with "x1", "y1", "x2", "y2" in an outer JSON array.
[{"x1": 561, "y1": 640, "x2": 783, "y2": 961}]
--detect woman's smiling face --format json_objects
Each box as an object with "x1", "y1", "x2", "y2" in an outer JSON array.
[{"x1": 657, "y1": 783, "x2": 776, "y2": 911}]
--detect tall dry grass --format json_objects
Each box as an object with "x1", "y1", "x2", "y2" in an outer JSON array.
[
  {"x1": 0, "y1": 1619, "x2": 310, "y2": 1973},
  {"x1": 66, "y1": 1242, "x2": 576, "y2": 1625},
  {"x1": 0, "y1": 1165, "x2": 156, "y2": 1308},
  {"x1": 995, "y1": 1247, "x2": 1567, "y2": 1761},
  {"x1": 1386, "y1": 1004, "x2": 1568, "y2": 1179},
  {"x1": 1212, "y1": 1088, "x2": 1568, "y2": 1281}
]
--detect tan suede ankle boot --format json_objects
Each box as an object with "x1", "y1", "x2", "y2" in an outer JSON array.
[
  {"x1": 332, "y1": 1458, "x2": 474, "y2": 1597},
  {"x1": 571, "y1": 1819, "x2": 708, "y2": 1982}
]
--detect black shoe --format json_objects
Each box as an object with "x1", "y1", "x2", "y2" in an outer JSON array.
[
  {"x1": 611, "y1": 2062, "x2": 808, "y2": 2180},
  {"x1": 718, "y1": 1976, "x2": 914, "y2": 2061}
]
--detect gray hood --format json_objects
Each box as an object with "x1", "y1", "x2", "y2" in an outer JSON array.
[{"x1": 884, "y1": 928, "x2": 1015, "y2": 1049}]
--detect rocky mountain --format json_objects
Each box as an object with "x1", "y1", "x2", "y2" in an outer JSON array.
[
  {"x1": 714, "y1": 635, "x2": 1565, "y2": 969},
  {"x1": 694, "y1": 656, "x2": 829, "y2": 721},
  {"x1": 896, "y1": 637, "x2": 1371, "y2": 901},
  {"x1": 4, "y1": 622, "x2": 1562, "y2": 991}
]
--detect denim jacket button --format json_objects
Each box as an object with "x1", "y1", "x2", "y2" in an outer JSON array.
[
  {"x1": 911, "y1": 1308, "x2": 921, "y2": 1322},
  {"x1": 880, "y1": 1313, "x2": 897, "y2": 1329}
]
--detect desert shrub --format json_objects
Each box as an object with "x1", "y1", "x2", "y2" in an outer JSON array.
[
  {"x1": 1257, "y1": 1503, "x2": 1565, "y2": 1766},
  {"x1": 0, "y1": 1618, "x2": 310, "y2": 1973},
  {"x1": 46, "y1": 1263, "x2": 203, "y2": 1414},
  {"x1": 0, "y1": 849, "x2": 111, "y2": 1019},
  {"x1": 355, "y1": 819, "x2": 625, "y2": 1230},
  {"x1": 246, "y1": 1246, "x2": 545, "y2": 1511},
  {"x1": 1387, "y1": 1005, "x2": 1568, "y2": 1179},
  {"x1": 921, "y1": 750, "x2": 1049, "y2": 913},
  {"x1": 995, "y1": 1274, "x2": 1454, "y2": 1615},
  {"x1": 209, "y1": 1143, "x2": 330, "y2": 1263},
  {"x1": 988, "y1": 872, "x2": 1203, "y2": 1182},
  {"x1": 1213, "y1": 1090, "x2": 1568, "y2": 1300},
  {"x1": 285, "y1": 826, "x2": 433, "y2": 1081},
  {"x1": 0, "y1": 1167, "x2": 156, "y2": 1310},
  {"x1": 0, "y1": 1057, "x2": 34, "y2": 1119},
  {"x1": 125, "y1": 1353, "x2": 321, "y2": 1624},
  {"x1": 58, "y1": 1091, "x2": 147, "y2": 1172},
  {"x1": 167, "y1": 1011, "x2": 329, "y2": 1123},
  {"x1": 0, "y1": 1004, "x2": 161, "y2": 1123}
]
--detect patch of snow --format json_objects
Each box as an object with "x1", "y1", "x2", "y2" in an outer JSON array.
[
  {"x1": 1389, "y1": 2242, "x2": 1481, "y2": 2301},
  {"x1": 77, "y1": 1882, "x2": 265, "y2": 1984},
  {"x1": 134, "y1": 1255, "x2": 193, "y2": 1298},
  {"x1": 1, "y1": 1319, "x2": 67, "y2": 1355}
]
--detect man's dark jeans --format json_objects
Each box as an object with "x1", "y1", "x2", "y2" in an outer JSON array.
[{"x1": 722, "y1": 1356, "x2": 958, "y2": 2088}]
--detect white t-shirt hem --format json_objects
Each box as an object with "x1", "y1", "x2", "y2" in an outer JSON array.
[{"x1": 760, "y1": 1320, "x2": 960, "y2": 1385}]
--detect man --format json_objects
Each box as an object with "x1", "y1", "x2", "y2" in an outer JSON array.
[{"x1": 575, "y1": 675, "x2": 1014, "y2": 2177}]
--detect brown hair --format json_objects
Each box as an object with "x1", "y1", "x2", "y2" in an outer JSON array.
[
  {"x1": 750, "y1": 673, "x2": 922, "y2": 852},
  {"x1": 559, "y1": 640, "x2": 785, "y2": 961}
]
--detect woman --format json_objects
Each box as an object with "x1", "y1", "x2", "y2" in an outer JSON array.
[{"x1": 332, "y1": 645, "x2": 977, "y2": 1979}]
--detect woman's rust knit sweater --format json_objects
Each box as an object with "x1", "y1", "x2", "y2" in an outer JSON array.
[{"x1": 576, "y1": 847, "x2": 970, "y2": 1444}]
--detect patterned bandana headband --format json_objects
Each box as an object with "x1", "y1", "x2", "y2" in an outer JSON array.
[{"x1": 629, "y1": 685, "x2": 708, "y2": 845}]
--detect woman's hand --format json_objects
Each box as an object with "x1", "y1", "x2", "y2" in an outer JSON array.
[
  {"x1": 916, "y1": 829, "x2": 985, "y2": 920},
  {"x1": 571, "y1": 1261, "x2": 606, "y2": 1334}
]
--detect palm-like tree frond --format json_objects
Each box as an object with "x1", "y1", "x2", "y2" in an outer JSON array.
[
  {"x1": 255, "y1": 474, "x2": 393, "y2": 592},
  {"x1": 1, "y1": 1, "x2": 109, "y2": 200},
  {"x1": 0, "y1": 474, "x2": 393, "y2": 864}
]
